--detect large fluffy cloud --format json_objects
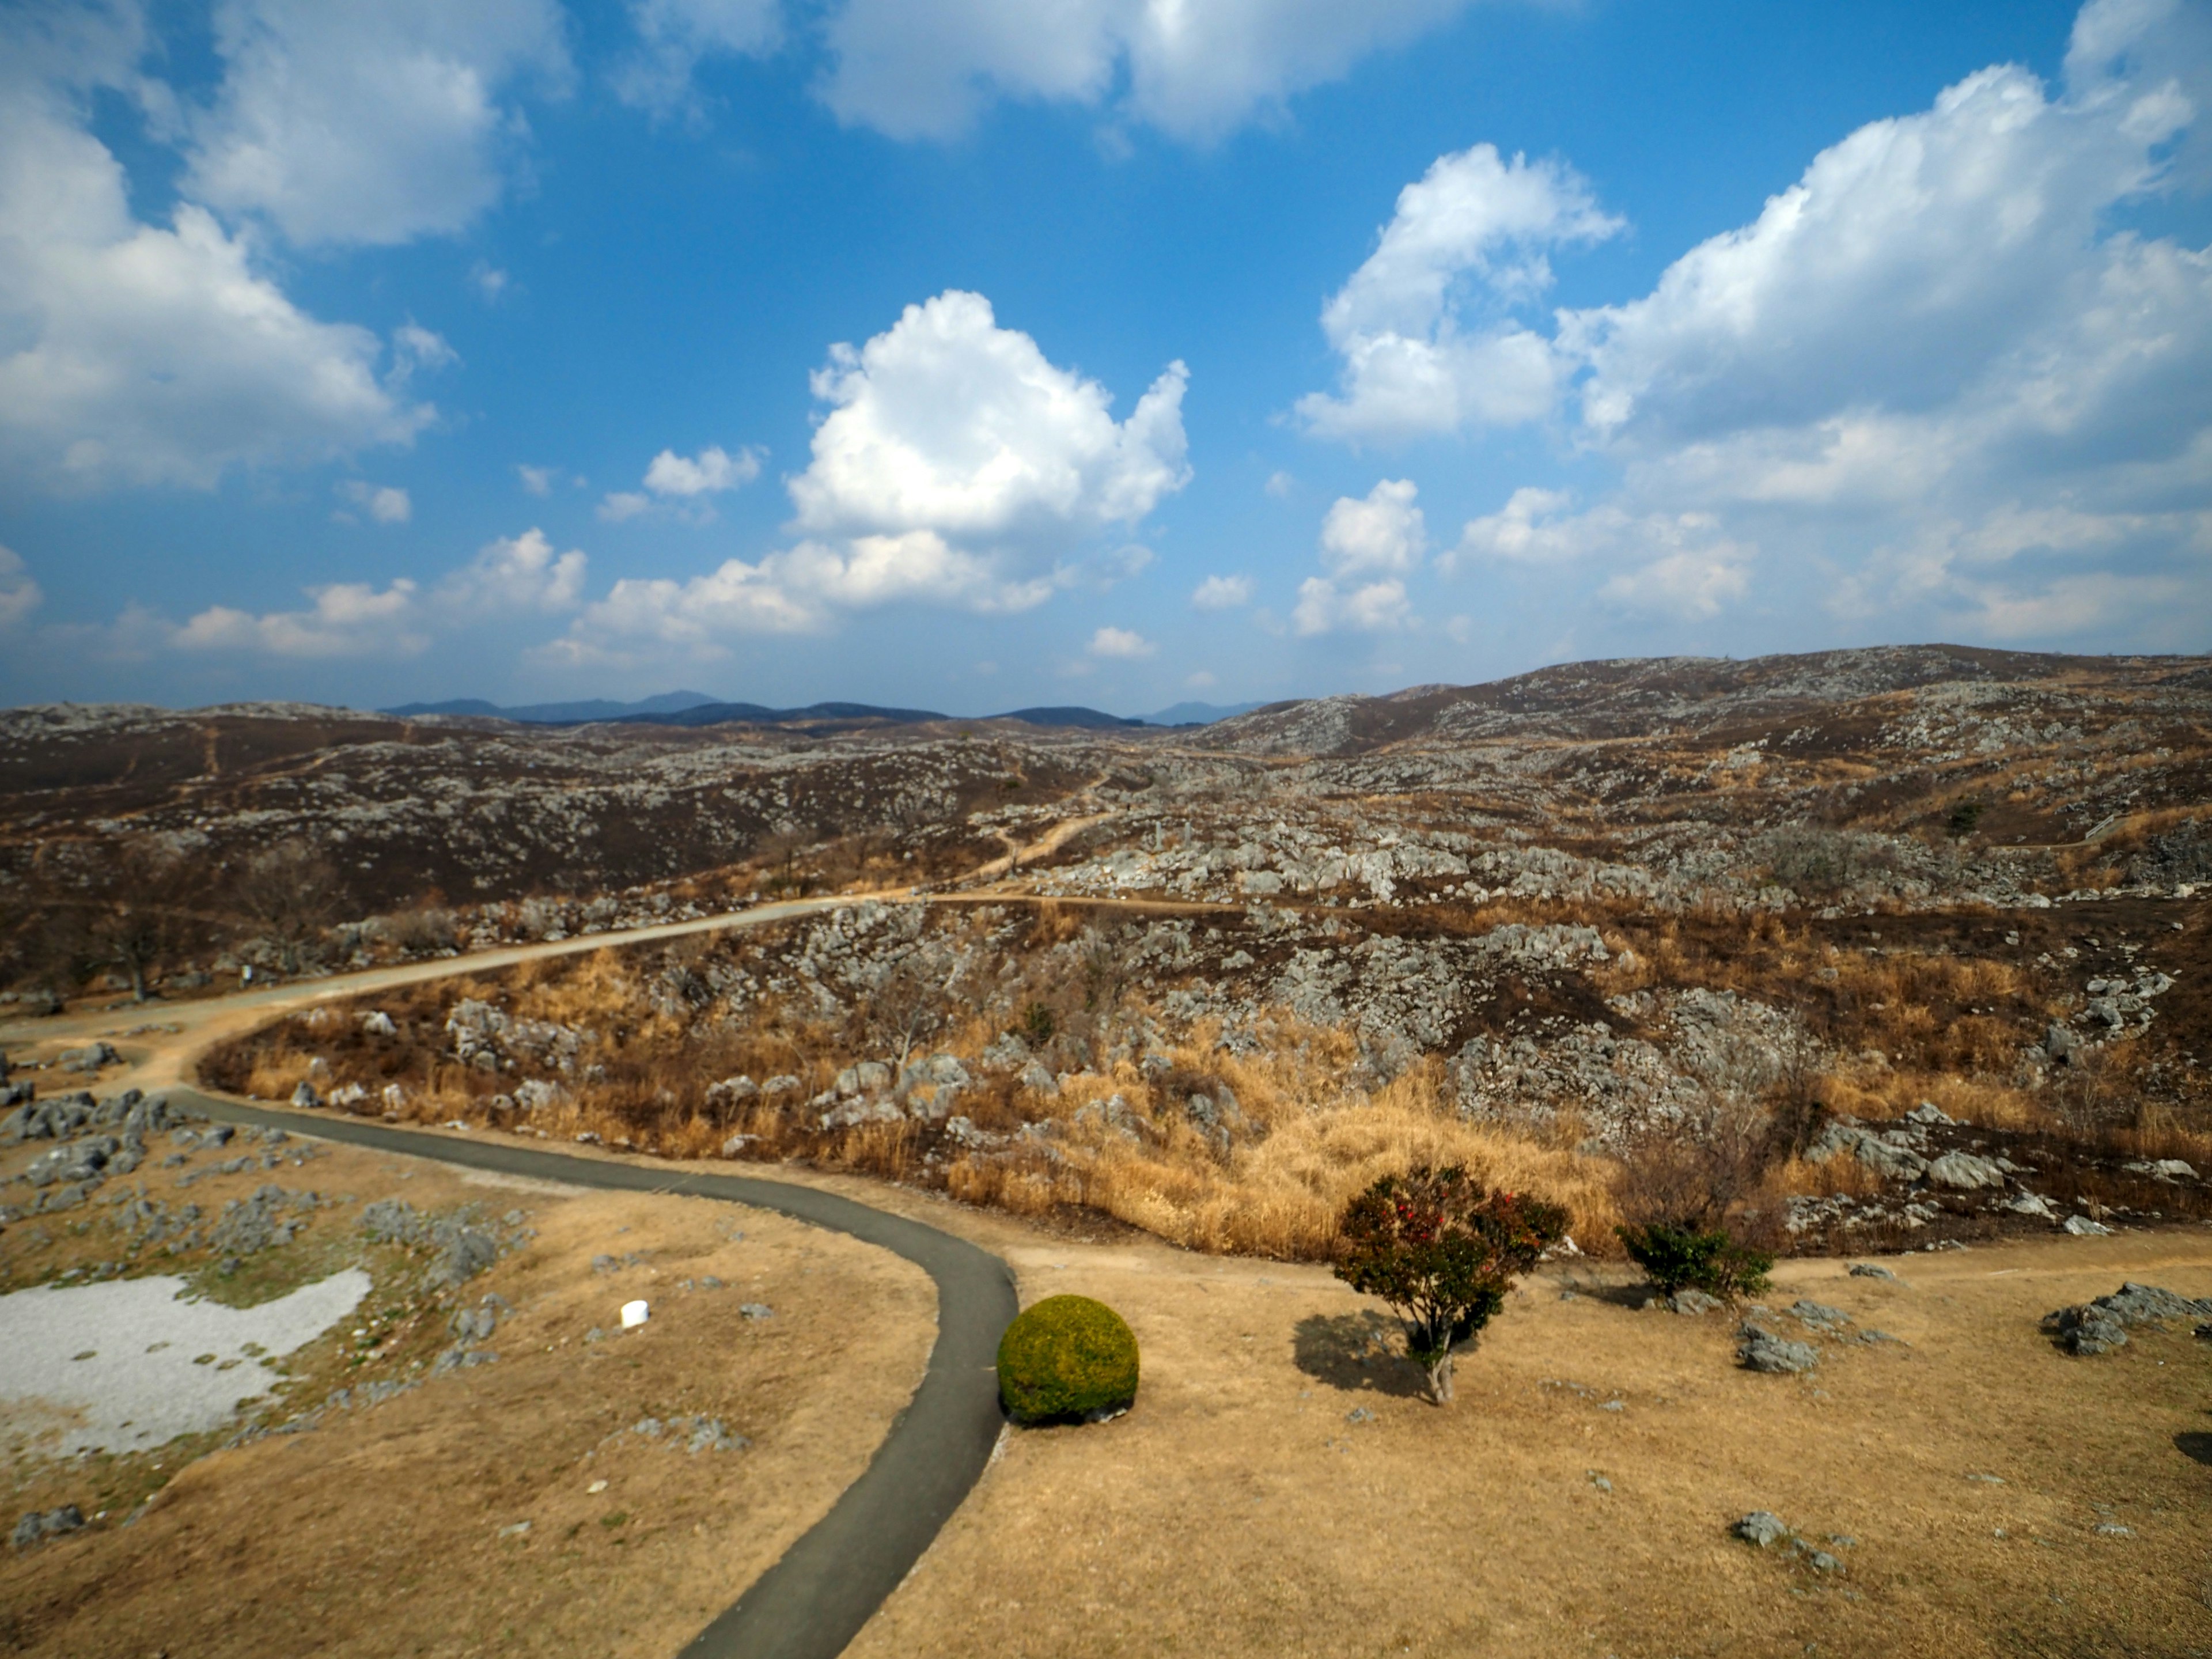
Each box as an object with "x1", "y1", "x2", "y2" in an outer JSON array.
[
  {"x1": 1296, "y1": 145, "x2": 1620, "y2": 441},
  {"x1": 816, "y1": 0, "x2": 1480, "y2": 141},
  {"x1": 562, "y1": 291, "x2": 1191, "y2": 654},
  {"x1": 788, "y1": 290, "x2": 1188, "y2": 544},
  {"x1": 0, "y1": 6, "x2": 445, "y2": 491},
  {"x1": 1389, "y1": 0, "x2": 2212, "y2": 645},
  {"x1": 182, "y1": 0, "x2": 571, "y2": 247}
]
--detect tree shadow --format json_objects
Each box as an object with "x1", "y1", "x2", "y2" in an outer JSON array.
[
  {"x1": 1291, "y1": 1311, "x2": 1427, "y2": 1398},
  {"x1": 1555, "y1": 1272, "x2": 1654, "y2": 1310},
  {"x1": 2175, "y1": 1431, "x2": 2212, "y2": 1467}
]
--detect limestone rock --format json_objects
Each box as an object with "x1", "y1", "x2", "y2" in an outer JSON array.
[
  {"x1": 1733, "y1": 1511, "x2": 1789, "y2": 1547},
  {"x1": 1738, "y1": 1324, "x2": 1820, "y2": 1373}
]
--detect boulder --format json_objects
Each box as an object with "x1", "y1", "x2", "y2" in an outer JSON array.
[
  {"x1": 1733, "y1": 1511, "x2": 1789, "y2": 1547},
  {"x1": 1806, "y1": 1122, "x2": 1930, "y2": 1181},
  {"x1": 1737, "y1": 1323, "x2": 1819, "y2": 1374},
  {"x1": 707, "y1": 1075, "x2": 760, "y2": 1108},
  {"x1": 514, "y1": 1078, "x2": 566, "y2": 1112},
  {"x1": 1790, "y1": 1300, "x2": 1850, "y2": 1331},
  {"x1": 2043, "y1": 1283, "x2": 2212, "y2": 1355},
  {"x1": 10, "y1": 1506, "x2": 85, "y2": 1550},
  {"x1": 919, "y1": 1053, "x2": 970, "y2": 1088},
  {"x1": 2061, "y1": 1214, "x2": 2112, "y2": 1236},
  {"x1": 1926, "y1": 1151, "x2": 2005, "y2": 1191},
  {"x1": 1072, "y1": 1094, "x2": 1147, "y2": 1143},
  {"x1": 2123, "y1": 1158, "x2": 2199, "y2": 1180}
]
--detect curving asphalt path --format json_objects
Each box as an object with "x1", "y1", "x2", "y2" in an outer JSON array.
[
  {"x1": 3, "y1": 875, "x2": 1201, "y2": 1655},
  {"x1": 166, "y1": 1086, "x2": 1017, "y2": 1659}
]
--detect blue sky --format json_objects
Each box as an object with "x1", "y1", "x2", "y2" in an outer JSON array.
[{"x1": 2, "y1": 0, "x2": 2207, "y2": 715}]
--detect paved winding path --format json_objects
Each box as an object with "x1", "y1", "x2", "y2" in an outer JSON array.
[
  {"x1": 167, "y1": 1087, "x2": 1016, "y2": 1659},
  {"x1": 7, "y1": 893, "x2": 1031, "y2": 1659},
  {"x1": 4, "y1": 869, "x2": 1247, "y2": 1656}
]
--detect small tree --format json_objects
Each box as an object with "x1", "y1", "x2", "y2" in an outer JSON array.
[
  {"x1": 1616, "y1": 1221, "x2": 1772, "y2": 1300},
  {"x1": 1334, "y1": 1166, "x2": 1567, "y2": 1404}
]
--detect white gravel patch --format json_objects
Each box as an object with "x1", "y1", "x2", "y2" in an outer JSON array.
[{"x1": 0, "y1": 1270, "x2": 371, "y2": 1456}]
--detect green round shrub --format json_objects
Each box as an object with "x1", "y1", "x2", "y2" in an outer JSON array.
[{"x1": 997, "y1": 1294, "x2": 1139, "y2": 1426}]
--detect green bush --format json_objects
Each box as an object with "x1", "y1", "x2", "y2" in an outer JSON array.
[
  {"x1": 1617, "y1": 1220, "x2": 1773, "y2": 1300},
  {"x1": 997, "y1": 1294, "x2": 1139, "y2": 1425}
]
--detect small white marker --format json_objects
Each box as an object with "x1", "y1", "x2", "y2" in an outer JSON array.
[{"x1": 620, "y1": 1299, "x2": 650, "y2": 1330}]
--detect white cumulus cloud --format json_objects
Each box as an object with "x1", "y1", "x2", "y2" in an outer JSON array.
[
  {"x1": 1191, "y1": 573, "x2": 1255, "y2": 608},
  {"x1": 1088, "y1": 624, "x2": 1156, "y2": 658},
  {"x1": 1320, "y1": 478, "x2": 1426, "y2": 574},
  {"x1": 337, "y1": 481, "x2": 412, "y2": 524},
  {"x1": 174, "y1": 580, "x2": 426, "y2": 659},
  {"x1": 436, "y1": 527, "x2": 587, "y2": 613},
  {"x1": 0, "y1": 12, "x2": 441, "y2": 492},
  {"x1": 1295, "y1": 479, "x2": 1427, "y2": 635},
  {"x1": 1293, "y1": 575, "x2": 1410, "y2": 636},
  {"x1": 789, "y1": 290, "x2": 1189, "y2": 546},
  {"x1": 132, "y1": 524, "x2": 585, "y2": 659},
  {"x1": 0, "y1": 546, "x2": 44, "y2": 631},
  {"x1": 643, "y1": 444, "x2": 763, "y2": 497},
  {"x1": 817, "y1": 0, "x2": 1482, "y2": 142},
  {"x1": 1414, "y1": 0, "x2": 2212, "y2": 648},
  {"x1": 183, "y1": 0, "x2": 571, "y2": 247},
  {"x1": 1297, "y1": 145, "x2": 1621, "y2": 441},
  {"x1": 600, "y1": 443, "x2": 764, "y2": 522},
  {"x1": 561, "y1": 291, "x2": 1190, "y2": 652}
]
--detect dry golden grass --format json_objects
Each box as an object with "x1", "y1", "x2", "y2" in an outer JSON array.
[
  {"x1": 198, "y1": 887, "x2": 2212, "y2": 1265},
  {"x1": 937, "y1": 1031, "x2": 1620, "y2": 1260},
  {"x1": 0, "y1": 1126, "x2": 937, "y2": 1659},
  {"x1": 843, "y1": 1221, "x2": 2212, "y2": 1659}
]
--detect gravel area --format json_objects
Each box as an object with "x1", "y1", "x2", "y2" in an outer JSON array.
[{"x1": 0, "y1": 1270, "x2": 370, "y2": 1455}]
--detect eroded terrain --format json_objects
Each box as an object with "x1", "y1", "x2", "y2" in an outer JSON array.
[{"x1": 4, "y1": 643, "x2": 2211, "y2": 1653}]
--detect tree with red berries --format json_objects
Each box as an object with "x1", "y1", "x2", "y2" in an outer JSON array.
[{"x1": 1334, "y1": 1166, "x2": 1567, "y2": 1404}]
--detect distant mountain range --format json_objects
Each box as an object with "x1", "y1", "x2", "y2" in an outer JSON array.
[
  {"x1": 384, "y1": 691, "x2": 724, "y2": 724},
  {"x1": 382, "y1": 693, "x2": 1269, "y2": 730}
]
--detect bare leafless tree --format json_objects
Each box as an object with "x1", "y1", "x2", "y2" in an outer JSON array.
[
  {"x1": 89, "y1": 840, "x2": 190, "y2": 1002},
  {"x1": 230, "y1": 840, "x2": 336, "y2": 974},
  {"x1": 863, "y1": 947, "x2": 947, "y2": 1073}
]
